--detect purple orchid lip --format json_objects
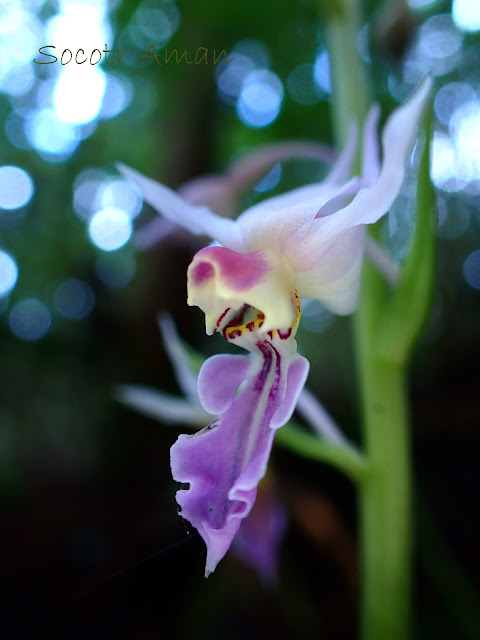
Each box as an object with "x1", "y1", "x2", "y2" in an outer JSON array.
[
  {"x1": 171, "y1": 334, "x2": 309, "y2": 575},
  {"x1": 170, "y1": 291, "x2": 306, "y2": 575}
]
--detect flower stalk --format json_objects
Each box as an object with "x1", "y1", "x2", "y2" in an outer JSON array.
[{"x1": 324, "y1": 2, "x2": 435, "y2": 640}]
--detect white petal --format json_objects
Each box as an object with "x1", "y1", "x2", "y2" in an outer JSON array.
[
  {"x1": 116, "y1": 163, "x2": 245, "y2": 251},
  {"x1": 315, "y1": 76, "x2": 433, "y2": 238},
  {"x1": 296, "y1": 388, "x2": 348, "y2": 445},
  {"x1": 315, "y1": 177, "x2": 362, "y2": 218},
  {"x1": 157, "y1": 313, "x2": 199, "y2": 403},
  {"x1": 324, "y1": 121, "x2": 358, "y2": 185},
  {"x1": 227, "y1": 140, "x2": 335, "y2": 190},
  {"x1": 237, "y1": 183, "x2": 338, "y2": 255},
  {"x1": 178, "y1": 175, "x2": 238, "y2": 218},
  {"x1": 132, "y1": 217, "x2": 177, "y2": 249},
  {"x1": 236, "y1": 122, "x2": 361, "y2": 254},
  {"x1": 116, "y1": 384, "x2": 211, "y2": 425},
  {"x1": 364, "y1": 236, "x2": 399, "y2": 287},
  {"x1": 294, "y1": 225, "x2": 366, "y2": 314},
  {"x1": 361, "y1": 104, "x2": 381, "y2": 185}
]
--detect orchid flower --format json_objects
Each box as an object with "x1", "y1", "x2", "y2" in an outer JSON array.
[{"x1": 118, "y1": 77, "x2": 432, "y2": 575}]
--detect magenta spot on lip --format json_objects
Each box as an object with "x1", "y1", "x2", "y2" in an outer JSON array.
[
  {"x1": 193, "y1": 246, "x2": 270, "y2": 292},
  {"x1": 192, "y1": 261, "x2": 215, "y2": 285}
]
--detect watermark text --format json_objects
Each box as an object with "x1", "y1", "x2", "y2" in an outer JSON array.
[{"x1": 34, "y1": 44, "x2": 233, "y2": 66}]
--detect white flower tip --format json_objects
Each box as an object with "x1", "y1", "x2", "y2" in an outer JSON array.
[
  {"x1": 381, "y1": 75, "x2": 433, "y2": 168},
  {"x1": 157, "y1": 311, "x2": 173, "y2": 336},
  {"x1": 115, "y1": 384, "x2": 155, "y2": 415},
  {"x1": 397, "y1": 76, "x2": 433, "y2": 132},
  {"x1": 115, "y1": 384, "x2": 136, "y2": 406},
  {"x1": 115, "y1": 162, "x2": 150, "y2": 195},
  {"x1": 417, "y1": 74, "x2": 434, "y2": 97},
  {"x1": 115, "y1": 162, "x2": 135, "y2": 181},
  {"x1": 410, "y1": 75, "x2": 434, "y2": 112}
]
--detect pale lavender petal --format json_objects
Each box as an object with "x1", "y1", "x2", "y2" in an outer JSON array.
[
  {"x1": 197, "y1": 353, "x2": 251, "y2": 414},
  {"x1": 364, "y1": 236, "x2": 399, "y2": 287},
  {"x1": 271, "y1": 356, "x2": 309, "y2": 428},
  {"x1": 178, "y1": 175, "x2": 237, "y2": 218},
  {"x1": 132, "y1": 217, "x2": 177, "y2": 250},
  {"x1": 296, "y1": 388, "x2": 348, "y2": 445},
  {"x1": 362, "y1": 104, "x2": 381, "y2": 186},
  {"x1": 315, "y1": 176, "x2": 362, "y2": 218},
  {"x1": 179, "y1": 142, "x2": 335, "y2": 216},
  {"x1": 171, "y1": 341, "x2": 304, "y2": 575},
  {"x1": 234, "y1": 125, "x2": 359, "y2": 257},
  {"x1": 157, "y1": 313, "x2": 199, "y2": 403},
  {"x1": 313, "y1": 105, "x2": 379, "y2": 220},
  {"x1": 116, "y1": 163, "x2": 245, "y2": 251},
  {"x1": 315, "y1": 76, "x2": 432, "y2": 238},
  {"x1": 324, "y1": 122, "x2": 358, "y2": 185},
  {"x1": 116, "y1": 385, "x2": 211, "y2": 425},
  {"x1": 235, "y1": 132, "x2": 360, "y2": 251},
  {"x1": 293, "y1": 224, "x2": 365, "y2": 314},
  {"x1": 238, "y1": 190, "x2": 335, "y2": 257},
  {"x1": 235, "y1": 128, "x2": 359, "y2": 253},
  {"x1": 232, "y1": 482, "x2": 288, "y2": 584},
  {"x1": 227, "y1": 140, "x2": 336, "y2": 191},
  {"x1": 238, "y1": 81, "x2": 429, "y2": 262}
]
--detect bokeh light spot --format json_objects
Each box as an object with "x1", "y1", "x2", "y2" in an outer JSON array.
[
  {"x1": 463, "y1": 249, "x2": 480, "y2": 290},
  {"x1": 0, "y1": 166, "x2": 34, "y2": 210},
  {"x1": 96, "y1": 252, "x2": 136, "y2": 288},
  {"x1": 54, "y1": 68, "x2": 106, "y2": 125},
  {"x1": 287, "y1": 64, "x2": 323, "y2": 106},
  {"x1": 237, "y1": 70, "x2": 283, "y2": 128},
  {"x1": 54, "y1": 278, "x2": 95, "y2": 320},
  {"x1": 314, "y1": 50, "x2": 331, "y2": 94},
  {"x1": 100, "y1": 73, "x2": 133, "y2": 119},
  {"x1": 450, "y1": 100, "x2": 480, "y2": 162},
  {"x1": 9, "y1": 298, "x2": 51, "y2": 341},
  {"x1": 0, "y1": 250, "x2": 18, "y2": 296},
  {"x1": 88, "y1": 208, "x2": 133, "y2": 251},
  {"x1": 25, "y1": 108, "x2": 80, "y2": 159},
  {"x1": 453, "y1": 0, "x2": 480, "y2": 32}
]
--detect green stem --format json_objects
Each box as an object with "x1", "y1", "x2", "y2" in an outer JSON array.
[
  {"x1": 324, "y1": 2, "x2": 414, "y2": 639},
  {"x1": 276, "y1": 422, "x2": 369, "y2": 484},
  {"x1": 355, "y1": 312, "x2": 413, "y2": 639},
  {"x1": 323, "y1": 0, "x2": 369, "y2": 150}
]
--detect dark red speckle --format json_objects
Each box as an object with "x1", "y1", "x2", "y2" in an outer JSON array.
[{"x1": 216, "y1": 307, "x2": 231, "y2": 329}]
